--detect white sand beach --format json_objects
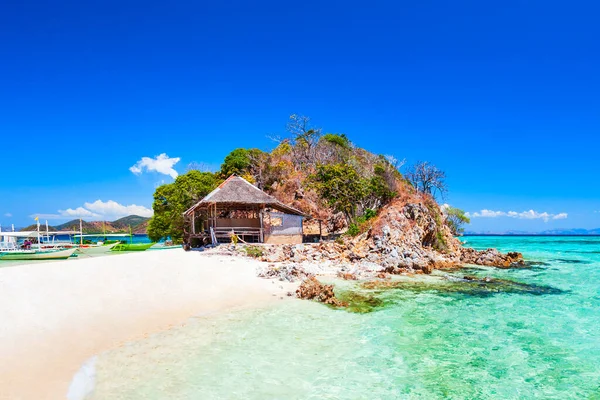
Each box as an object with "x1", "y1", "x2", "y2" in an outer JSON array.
[{"x1": 0, "y1": 250, "x2": 293, "y2": 400}]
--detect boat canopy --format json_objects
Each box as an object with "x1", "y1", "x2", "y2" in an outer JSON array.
[
  {"x1": 0, "y1": 231, "x2": 40, "y2": 238},
  {"x1": 73, "y1": 233, "x2": 131, "y2": 237},
  {"x1": 43, "y1": 231, "x2": 81, "y2": 235}
]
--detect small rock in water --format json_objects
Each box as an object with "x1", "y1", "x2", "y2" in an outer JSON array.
[{"x1": 296, "y1": 277, "x2": 348, "y2": 307}]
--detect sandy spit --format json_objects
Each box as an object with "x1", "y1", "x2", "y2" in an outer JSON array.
[{"x1": 0, "y1": 250, "x2": 294, "y2": 400}]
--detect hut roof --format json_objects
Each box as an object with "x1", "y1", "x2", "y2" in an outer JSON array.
[{"x1": 184, "y1": 175, "x2": 307, "y2": 216}]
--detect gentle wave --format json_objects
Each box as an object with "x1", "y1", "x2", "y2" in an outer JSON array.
[{"x1": 67, "y1": 356, "x2": 97, "y2": 400}]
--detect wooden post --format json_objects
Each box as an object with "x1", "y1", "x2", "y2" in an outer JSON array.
[
  {"x1": 213, "y1": 203, "x2": 217, "y2": 231},
  {"x1": 319, "y1": 219, "x2": 322, "y2": 241},
  {"x1": 259, "y1": 206, "x2": 264, "y2": 243},
  {"x1": 192, "y1": 211, "x2": 196, "y2": 234}
]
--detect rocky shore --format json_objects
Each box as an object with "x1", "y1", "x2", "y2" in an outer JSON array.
[
  {"x1": 202, "y1": 200, "x2": 528, "y2": 309},
  {"x1": 258, "y1": 201, "x2": 524, "y2": 273}
]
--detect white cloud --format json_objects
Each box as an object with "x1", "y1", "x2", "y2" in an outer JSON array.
[
  {"x1": 84, "y1": 200, "x2": 153, "y2": 218},
  {"x1": 4, "y1": 213, "x2": 12, "y2": 217},
  {"x1": 130, "y1": 153, "x2": 180, "y2": 179},
  {"x1": 468, "y1": 209, "x2": 568, "y2": 222},
  {"x1": 468, "y1": 209, "x2": 508, "y2": 218},
  {"x1": 31, "y1": 200, "x2": 153, "y2": 221},
  {"x1": 58, "y1": 207, "x2": 101, "y2": 218}
]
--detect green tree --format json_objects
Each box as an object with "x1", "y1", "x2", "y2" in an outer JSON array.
[
  {"x1": 147, "y1": 171, "x2": 218, "y2": 242},
  {"x1": 309, "y1": 163, "x2": 367, "y2": 223},
  {"x1": 321, "y1": 133, "x2": 350, "y2": 149},
  {"x1": 219, "y1": 148, "x2": 251, "y2": 177},
  {"x1": 445, "y1": 207, "x2": 470, "y2": 235},
  {"x1": 219, "y1": 148, "x2": 268, "y2": 187}
]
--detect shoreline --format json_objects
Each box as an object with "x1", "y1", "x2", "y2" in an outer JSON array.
[{"x1": 0, "y1": 250, "x2": 296, "y2": 400}]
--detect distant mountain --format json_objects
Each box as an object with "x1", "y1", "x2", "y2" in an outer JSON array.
[
  {"x1": 465, "y1": 228, "x2": 600, "y2": 235},
  {"x1": 464, "y1": 230, "x2": 533, "y2": 235},
  {"x1": 21, "y1": 215, "x2": 151, "y2": 234},
  {"x1": 539, "y1": 228, "x2": 600, "y2": 235},
  {"x1": 112, "y1": 215, "x2": 149, "y2": 229}
]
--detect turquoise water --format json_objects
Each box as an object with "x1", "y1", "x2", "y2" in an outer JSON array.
[{"x1": 85, "y1": 236, "x2": 600, "y2": 399}]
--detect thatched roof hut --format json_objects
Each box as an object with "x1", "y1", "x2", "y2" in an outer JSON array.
[{"x1": 184, "y1": 175, "x2": 307, "y2": 246}]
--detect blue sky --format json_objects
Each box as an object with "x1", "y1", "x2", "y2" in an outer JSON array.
[{"x1": 1, "y1": 0, "x2": 598, "y2": 231}]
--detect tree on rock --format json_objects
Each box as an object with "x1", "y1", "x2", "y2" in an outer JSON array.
[
  {"x1": 406, "y1": 161, "x2": 447, "y2": 199},
  {"x1": 445, "y1": 207, "x2": 470, "y2": 235}
]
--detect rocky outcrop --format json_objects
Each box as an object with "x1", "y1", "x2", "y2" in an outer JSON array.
[
  {"x1": 347, "y1": 200, "x2": 524, "y2": 273},
  {"x1": 460, "y1": 248, "x2": 524, "y2": 268},
  {"x1": 254, "y1": 199, "x2": 523, "y2": 276},
  {"x1": 296, "y1": 277, "x2": 348, "y2": 307},
  {"x1": 247, "y1": 198, "x2": 524, "y2": 278},
  {"x1": 346, "y1": 201, "x2": 461, "y2": 272}
]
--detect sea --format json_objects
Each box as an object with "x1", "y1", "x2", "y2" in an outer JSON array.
[{"x1": 73, "y1": 236, "x2": 600, "y2": 399}]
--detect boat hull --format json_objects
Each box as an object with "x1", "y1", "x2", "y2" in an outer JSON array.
[
  {"x1": 0, "y1": 248, "x2": 77, "y2": 260},
  {"x1": 111, "y1": 243, "x2": 155, "y2": 252},
  {"x1": 147, "y1": 245, "x2": 181, "y2": 251},
  {"x1": 77, "y1": 243, "x2": 118, "y2": 255}
]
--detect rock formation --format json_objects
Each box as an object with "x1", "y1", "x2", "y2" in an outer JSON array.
[
  {"x1": 257, "y1": 199, "x2": 524, "y2": 276},
  {"x1": 295, "y1": 277, "x2": 348, "y2": 307}
]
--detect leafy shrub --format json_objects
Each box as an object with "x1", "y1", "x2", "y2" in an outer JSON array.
[
  {"x1": 272, "y1": 141, "x2": 292, "y2": 156},
  {"x1": 364, "y1": 208, "x2": 377, "y2": 220},
  {"x1": 347, "y1": 223, "x2": 360, "y2": 237},
  {"x1": 322, "y1": 133, "x2": 350, "y2": 148},
  {"x1": 434, "y1": 231, "x2": 449, "y2": 253},
  {"x1": 244, "y1": 246, "x2": 264, "y2": 258}
]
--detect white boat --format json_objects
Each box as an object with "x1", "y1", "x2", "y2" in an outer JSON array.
[
  {"x1": 0, "y1": 230, "x2": 42, "y2": 251},
  {"x1": 0, "y1": 247, "x2": 77, "y2": 260},
  {"x1": 38, "y1": 230, "x2": 81, "y2": 250},
  {"x1": 0, "y1": 230, "x2": 77, "y2": 261},
  {"x1": 76, "y1": 242, "x2": 118, "y2": 255}
]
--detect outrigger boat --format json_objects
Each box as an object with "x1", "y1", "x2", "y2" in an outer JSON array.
[
  {"x1": 0, "y1": 231, "x2": 77, "y2": 260},
  {"x1": 74, "y1": 233, "x2": 155, "y2": 252},
  {"x1": 72, "y1": 234, "x2": 126, "y2": 254},
  {"x1": 112, "y1": 242, "x2": 155, "y2": 251},
  {"x1": 77, "y1": 242, "x2": 119, "y2": 254},
  {"x1": 0, "y1": 247, "x2": 77, "y2": 260}
]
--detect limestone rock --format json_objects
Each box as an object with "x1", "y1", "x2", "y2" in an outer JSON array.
[{"x1": 296, "y1": 277, "x2": 348, "y2": 307}]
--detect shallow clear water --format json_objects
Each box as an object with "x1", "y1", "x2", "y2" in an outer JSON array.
[{"x1": 85, "y1": 236, "x2": 600, "y2": 399}]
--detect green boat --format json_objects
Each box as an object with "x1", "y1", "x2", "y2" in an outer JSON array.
[
  {"x1": 147, "y1": 244, "x2": 181, "y2": 251},
  {"x1": 111, "y1": 243, "x2": 155, "y2": 252}
]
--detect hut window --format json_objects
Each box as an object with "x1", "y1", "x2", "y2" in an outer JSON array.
[
  {"x1": 271, "y1": 217, "x2": 283, "y2": 226},
  {"x1": 268, "y1": 213, "x2": 303, "y2": 235}
]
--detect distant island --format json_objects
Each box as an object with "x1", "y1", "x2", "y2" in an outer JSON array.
[{"x1": 21, "y1": 215, "x2": 150, "y2": 234}]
